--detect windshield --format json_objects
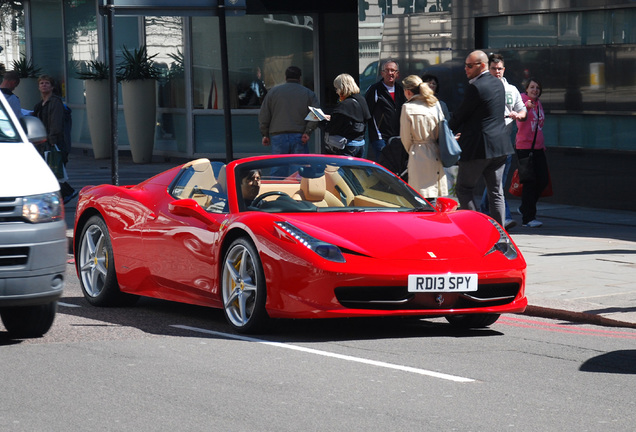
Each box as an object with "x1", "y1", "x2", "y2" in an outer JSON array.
[
  {"x1": 234, "y1": 156, "x2": 432, "y2": 213},
  {"x1": 0, "y1": 104, "x2": 20, "y2": 142}
]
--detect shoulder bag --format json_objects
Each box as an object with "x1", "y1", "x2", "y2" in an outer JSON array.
[
  {"x1": 324, "y1": 132, "x2": 347, "y2": 150},
  {"x1": 44, "y1": 143, "x2": 68, "y2": 182},
  {"x1": 436, "y1": 103, "x2": 461, "y2": 167},
  {"x1": 516, "y1": 113, "x2": 539, "y2": 183}
]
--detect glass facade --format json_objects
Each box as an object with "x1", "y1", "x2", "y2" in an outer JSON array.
[
  {"x1": 7, "y1": 1, "x2": 323, "y2": 159},
  {"x1": 0, "y1": 1, "x2": 26, "y2": 67},
  {"x1": 189, "y1": 14, "x2": 315, "y2": 157},
  {"x1": 476, "y1": 8, "x2": 636, "y2": 152},
  {"x1": 9, "y1": 1, "x2": 634, "y2": 159}
]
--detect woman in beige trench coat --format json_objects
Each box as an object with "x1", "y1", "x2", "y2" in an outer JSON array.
[{"x1": 399, "y1": 75, "x2": 448, "y2": 199}]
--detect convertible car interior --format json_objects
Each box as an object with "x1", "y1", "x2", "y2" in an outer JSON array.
[{"x1": 170, "y1": 157, "x2": 427, "y2": 214}]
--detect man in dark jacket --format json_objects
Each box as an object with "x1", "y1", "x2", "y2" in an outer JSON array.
[
  {"x1": 365, "y1": 60, "x2": 407, "y2": 161},
  {"x1": 448, "y1": 50, "x2": 512, "y2": 226}
]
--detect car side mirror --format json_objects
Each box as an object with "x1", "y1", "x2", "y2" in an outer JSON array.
[
  {"x1": 20, "y1": 116, "x2": 48, "y2": 145},
  {"x1": 435, "y1": 197, "x2": 459, "y2": 213},
  {"x1": 169, "y1": 199, "x2": 215, "y2": 224}
]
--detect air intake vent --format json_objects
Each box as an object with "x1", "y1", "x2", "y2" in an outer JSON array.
[{"x1": 0, "y1": 246, "x2": 29, "y2": 267}]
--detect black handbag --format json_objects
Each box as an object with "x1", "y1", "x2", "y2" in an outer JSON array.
[{"x1": 517, "y1": 118, "x2": 539, "y2": 183}]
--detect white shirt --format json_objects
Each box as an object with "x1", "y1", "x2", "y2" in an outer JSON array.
[{"x1": 501, "y1": 77, "x2": 526, "y2": 134}]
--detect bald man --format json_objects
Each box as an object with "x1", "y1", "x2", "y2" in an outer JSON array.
[{"x1": 448, "y1": 50, "x2": 512, "y2": 226}]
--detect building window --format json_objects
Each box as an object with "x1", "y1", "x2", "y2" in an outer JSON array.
[
  {"x1": 146, "y1": 16, "x2": 186, "y2": 153},
  {"x1": 482, "y1": 8, "x2": 635, "y2": 49},
  {"x1": 191, "y1": 13, "x2": 315, "y2": 156},
  {"x1": 0, "y1": 1, "x2": 25, "y2": 69},
  {"x1": 66, "y1": 1, "x2": 99, "y2": 105}
]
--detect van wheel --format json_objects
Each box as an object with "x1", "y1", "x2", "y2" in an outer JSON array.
[
  {"x1": 0, "y1": 302, "x2": 57, "y2": 338},
  {"x1": 77, "y1": 216, "x2": 138, "y2": 306}
]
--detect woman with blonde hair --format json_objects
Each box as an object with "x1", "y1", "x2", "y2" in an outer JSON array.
[
  {"x1": 400, "y1": 74, "x2": 448, "y2": 198},
  {"x1": 323, "y1": 73, "x2": 371, "y2": 157}
]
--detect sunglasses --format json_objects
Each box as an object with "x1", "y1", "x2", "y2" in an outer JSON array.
[{"x1": 464, "y1": 62, "x2": 482, "y2": 69}]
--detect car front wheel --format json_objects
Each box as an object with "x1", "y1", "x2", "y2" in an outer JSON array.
[
  {"x1": 77, "y1": 216, "x2": 138, "y2": 306},
  {"x1": 221, "y1": 237, "x2": 268, "y2": 333}
]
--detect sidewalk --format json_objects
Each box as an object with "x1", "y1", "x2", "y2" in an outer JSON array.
[{"x1": 62, "y1": 149, "x2": 636, "y2": 329}]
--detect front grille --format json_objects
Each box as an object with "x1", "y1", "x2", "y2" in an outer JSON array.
[
  {"x1": 0, "y1": 246, "x2": 29, "y2": 267},
  {"x1": 0, "y1": 197, "x2": 22, "y2": 222},
  {"x1": 335, "y1": 282, "x2": 521, "y2": 310}
]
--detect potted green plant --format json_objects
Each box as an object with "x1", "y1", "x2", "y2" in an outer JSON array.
[
  {"x1": 76, "y1": 60, "x2": 111, "y2": 159},
  {"x1": 117, "y1": 45, "x2": 161, "y2": 163},
  {"x1": 11, "y1": 56, "x2": 43, "y2": 110}
]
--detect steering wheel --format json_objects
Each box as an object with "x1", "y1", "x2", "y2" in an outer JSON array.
[{"x1": 251, "y1": 191, "x2": 290, "y2": 208}]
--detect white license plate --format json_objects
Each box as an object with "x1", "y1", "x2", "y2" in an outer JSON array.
[{"x1": 407, "y1": 274, "x2": 478, "y2": 292}]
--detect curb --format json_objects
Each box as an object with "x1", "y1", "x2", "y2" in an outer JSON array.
[{"x1": 521, "y1": 305, "x2": 636, "y2": 329}]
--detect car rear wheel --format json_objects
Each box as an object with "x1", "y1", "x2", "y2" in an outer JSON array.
[
  {"x1": 78, "y1": 216, "x2": 138, "y2": 307},
  {"x1": 446, "y1": 314, "x2": 500, "y2": 329},
  {"x1": 221, "y1": 237, "x2": 268, "y2": 333},
  {"x1": 0, "y1": 302, "x2": 57, "y2": 338}
]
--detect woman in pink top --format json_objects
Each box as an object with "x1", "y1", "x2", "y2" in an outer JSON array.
[{"x1": 515, "y1": 78, "x2": 550, "y2": 227}]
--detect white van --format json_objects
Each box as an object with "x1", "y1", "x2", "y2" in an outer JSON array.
[{"x1": 0, "y1": 92, "x2": 65, "y2": 338}]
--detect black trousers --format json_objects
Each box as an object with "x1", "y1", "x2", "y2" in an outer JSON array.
[{"x1": 516, "y1": 148, "x2": 550, "y2": 224}]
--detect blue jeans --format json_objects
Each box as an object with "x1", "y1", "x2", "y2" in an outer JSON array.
[
  {"x1": 325, "y1": 139, "x2": 365, "y2": 158},
  {"x1": 270, "y1": 133, "x2": 308, "y2": 177},
  {"x1": 270, "y1": 133, "x2": 308, "y2": 154},
  {"x1": 480, "y1": 154, "x2": 512, "y2": 220}
]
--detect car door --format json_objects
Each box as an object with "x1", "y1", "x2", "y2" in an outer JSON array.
[{"x1": 141, "y1": 162, "x2": 227, "y2": 306}]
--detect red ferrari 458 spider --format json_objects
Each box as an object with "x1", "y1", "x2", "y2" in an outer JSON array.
[{"x1": 73, "y1": 154, "x2": 526, "y2": 333}]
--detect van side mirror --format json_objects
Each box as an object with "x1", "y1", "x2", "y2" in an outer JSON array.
[{"x1": 20, "y1": 116, "x2": 48, "y2": 145}]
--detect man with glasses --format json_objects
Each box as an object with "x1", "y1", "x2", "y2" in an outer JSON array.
[
  {"x1": 365, "y1": 60, "x2": 407, "y2": 160},
  {"x1": 448, "y1": 50, "x2": 512, "y2": 227},
  {"x1": 479, "y1": 53, "x2": 527, "y2": 229}
]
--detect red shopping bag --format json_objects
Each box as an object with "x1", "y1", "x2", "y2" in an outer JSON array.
[{"x1": 509, "y1": 169, "x2": 553, "y2": 197}]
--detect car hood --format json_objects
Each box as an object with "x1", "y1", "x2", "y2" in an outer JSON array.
[{"x1": 278, "y1": 211, "x2": 500, "y2": 260}]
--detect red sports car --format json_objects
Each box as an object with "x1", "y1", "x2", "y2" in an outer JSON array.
[{"x1": 73, "y1": 155, "x2": 526, "y2": 333}]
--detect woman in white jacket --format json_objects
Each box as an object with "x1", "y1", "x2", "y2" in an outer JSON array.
[{"x1": 400, "y1": 75, "x2": 448, "y2": 199}]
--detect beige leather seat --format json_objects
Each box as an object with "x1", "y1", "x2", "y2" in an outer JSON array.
[
  {"x1": 211, "y1": 165, "x2": 226, "y2": 194},
  {"x1": 293, "y1": 176, "x2": 343, "y2": 207},
  {"x1": 206, "y1": 165, "x2": 228, "y2": 212},
  {"x1": 179, "y1": 159, "x2": 216, "y2": 206}
]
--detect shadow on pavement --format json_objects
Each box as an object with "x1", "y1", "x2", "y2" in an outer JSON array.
[{"x1": 580, "y1": 350, "x2": 636, "y2": 374}]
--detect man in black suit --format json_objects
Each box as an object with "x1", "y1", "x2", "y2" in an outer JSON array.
[
  {"x1": 365, "y1": 60, "x2": 407, "y2": 161},
  {"x1": 449, "y1": 50, "x2": 512, "y2": 226}
]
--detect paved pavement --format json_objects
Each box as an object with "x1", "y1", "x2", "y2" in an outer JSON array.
[{"x1": 62, "y1": 149, "x2": 636, "y2": 329}]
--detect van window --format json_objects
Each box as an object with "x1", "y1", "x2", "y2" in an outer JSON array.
[{"x1": 0, "y1": 106, "x2": 20, "y2": 141}]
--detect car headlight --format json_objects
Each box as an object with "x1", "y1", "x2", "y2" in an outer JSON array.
[
  {"x1": 22, "y1": 192, "x2": 64, "y2": 223},
  {"x1": 485, "y1": 219, "x2": 518, "y2": 260},
  {"x1": 275, "y1": 221, "x2": 346, "y2": 263}
]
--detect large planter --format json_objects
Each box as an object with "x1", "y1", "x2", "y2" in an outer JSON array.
[
  {"x1": 85, "y1": 80, "x2": 112, "y2": 159},
  {"x1": 14, "y1": 77, "x2": 42, "y2": 111},
  {"x1": 122, "y1": 79, "x2": 157, "y2": 164}
]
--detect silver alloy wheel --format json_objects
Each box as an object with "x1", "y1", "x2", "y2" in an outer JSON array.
[
  {"x1": 79, "y1": 223, "x2": 109, "y2": 298},
  {"x1": 222, "y1": 242, "x2": 260, "y2": 329}
]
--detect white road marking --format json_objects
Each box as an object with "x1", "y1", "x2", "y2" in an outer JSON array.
[{"x1": 171, "y1": 325, "x2": 475, "y2": 383}]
